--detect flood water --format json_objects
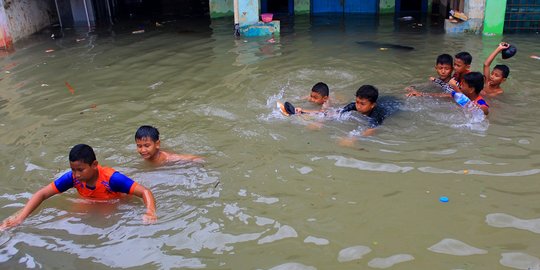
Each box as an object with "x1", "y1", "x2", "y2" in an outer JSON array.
[{"x1": 1, "y1": 14, "x2": 540, "y2": 269}]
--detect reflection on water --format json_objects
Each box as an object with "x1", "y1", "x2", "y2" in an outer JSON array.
[{"x1": 1, "y1": 14, "x2": 540, "y2": 269}]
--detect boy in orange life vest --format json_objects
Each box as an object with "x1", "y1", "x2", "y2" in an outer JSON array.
[{"x1": 0, "y1": 144, "x2": 157, "y2": 230}]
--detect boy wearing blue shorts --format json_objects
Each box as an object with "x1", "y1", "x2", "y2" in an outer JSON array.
[{"x1": 0, "y1": 144, "x2": 157, "y2": 230}]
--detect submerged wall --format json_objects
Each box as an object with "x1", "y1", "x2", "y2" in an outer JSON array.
[{"x1": 3, "y1": 0, "x2": 52, "y2": 43}]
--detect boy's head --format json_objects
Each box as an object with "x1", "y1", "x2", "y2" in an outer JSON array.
[
  {"x1": 355, "y1": 85, "x2": 378, "y2": 115},
  {"x1": 435, "y1": 54, "x2": 453, "y2": 81},
  {"x1": 461, "y1": 72, "x2": 484, "y2": 95},
  {"x1": 69, "y1": 144, "x2": 98, "y2": 183},
  {"x1": 135, "y1": 125, "x2": 161, "y2": 160},
  {"x1": 454, "y1": 52, "x2": 472, "y2": 75},
  {"x1": 489, "y1": 64, "x2": 510, "y2": 86},
  {"x1": 309, "y1": 82, "x2": 329, "y2": 105}
]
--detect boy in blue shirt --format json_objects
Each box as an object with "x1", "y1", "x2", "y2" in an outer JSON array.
[{"x1": 0, "y1": 144, "x2": 157, "y2": 230}]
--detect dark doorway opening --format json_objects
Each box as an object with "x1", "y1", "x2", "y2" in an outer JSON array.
[
  {"x1": 261, "y1": 0, "x2": 293, "y2": 15},
  {"x1": 116, "y1": 0, "x2": 209, "y2": 21},
  {"x1": 398, "y1": 0, "x2": 423, "y2": 12}
]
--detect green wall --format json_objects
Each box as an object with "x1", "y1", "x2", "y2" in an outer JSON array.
[
  {"x1": 380, "y1": 0, "x2": 395, "y2": 14},
  {"x1": 209, "y1": 0, "x2": 234, "y2": 18},
  {"x1": 483, "y1": 0, "x2": 507, "y2": 35},
  {"x1": 295, "y1": 0, "x2": 310, "y2": 14}
]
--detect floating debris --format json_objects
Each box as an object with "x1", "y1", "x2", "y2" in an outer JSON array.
[{"x1": 65, "y1": 82, "x2": 75, "y2": 94}]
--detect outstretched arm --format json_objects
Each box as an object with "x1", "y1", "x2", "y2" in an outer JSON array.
[
  {"x1": 0, "y1": 185, "x2": 58, "y2": 230},
  {"x1": 484, "y1": 42, "x2": 510, "y2": 81},
  {"x1": 131, "y1": 184, "x2": 157, "y2": 224},
  {"x1": 172, "y1": 153, "x2": 204, "y2": 163}
]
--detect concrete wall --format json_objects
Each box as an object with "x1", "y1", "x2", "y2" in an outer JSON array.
[
  {"x1": 3, "y1": 0, "x2": 52, "y2": 42},
  {"x1": 238, "y1": 0, "x2": 259, "y2": 26},
  {"x1": 445, "y1": 0, "x2": 485, "y2": 33},
  {"x1": 294, "y1": 0, "x2": 310, "y2": 14}
]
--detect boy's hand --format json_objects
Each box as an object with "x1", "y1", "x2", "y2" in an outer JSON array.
[
  {"x1": 429, "y1": 76, "x2": 436, "y2": 82},
  {"x1": 143, "y1": 212, "x2": 157, "y2": 224},
  {"x1": 449, "y1": 78, "x2": 459, "y2": 89},
  {"x1": 0, "y1": 215, "x2": 23, "y2": 230},
  {"x1": 338, "y1": 137, "x2": 356, "y2": 147},
  {"x1": 498, "y1": 42, "x2": 510, "y2": 51},
  {"x1": 405, "y1": 86, "x2": 422, "y2": 97}
]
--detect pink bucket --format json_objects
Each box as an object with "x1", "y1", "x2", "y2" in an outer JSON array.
[{"x1": 261, "y1": 13, "x2": 273, "y2": 23}]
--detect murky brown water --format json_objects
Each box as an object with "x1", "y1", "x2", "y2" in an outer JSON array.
[{"x1": 1, "y1": 14, "x2": 540, "y2": 269}]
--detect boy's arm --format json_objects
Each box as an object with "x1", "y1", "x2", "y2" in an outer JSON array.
[
  {"x1": 295, "y1": 107, "x2": 321, "y2": 114},
  {"x1": 406, "y1": 81, "x2": 452, "y2": 98},
  {"x1": 0, "y1": 185, "x2": 58, "y2": 230},
  {"x1": 484, "y1": 42, "x2": 510, "y2": 80},
  {"x1": 175, "y1": 153, "x2": 204, "y2": 162},
  {"x1": 131, "y1": 184, "x2": 157, "y2": 224},
  {"x1": 338, "y1": 127, "x2": 377, "y2": 146},
  {"x1": 478, "y1": 105, "x2": 489, "y2": 116}
]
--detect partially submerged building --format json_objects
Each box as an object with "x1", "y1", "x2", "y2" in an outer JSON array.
[{"x1": 0, "y1": 0, "x2": 538, "y2": 49}]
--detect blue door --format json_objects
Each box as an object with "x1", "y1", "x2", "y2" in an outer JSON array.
[
  {"x1": 345, "y1": 0, "x2": 377, "y2": 13},
  {"x1": 312, "y1": 0, "x2": 378, "y2": 13}
]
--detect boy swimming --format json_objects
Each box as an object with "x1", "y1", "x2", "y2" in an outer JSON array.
[
  {"x1": 449, "y1": 51, "x2": 472, "y2": 90},
  {"x1": 294, "y1": 82, "x2": 330, "y2": 114},
  {"x1": 0, "y1": 144, "x2": 157, "y2": 230},
  {"x1": 431, "y1": 72, "x2": 489, "y2": 115},
  {"x1": 406, "y1": 53, "x2": 454, "y2": 97},
  {"x1": 483, "y1": 42, "x2": 511, "y2": 97},
  {"x1": 135, "y1": 125, "x2": 203, "y2": 166},
  {"x1": 340, "y1": 85, "x2": 387, "y2": 136}
]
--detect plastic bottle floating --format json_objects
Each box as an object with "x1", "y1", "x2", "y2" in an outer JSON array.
[
  {"x1": 530, "y1": 55, "x2": 540, "y2": 60},
  {"x1": 451, "y1": 91, "x2": 470, "y2": 107}
]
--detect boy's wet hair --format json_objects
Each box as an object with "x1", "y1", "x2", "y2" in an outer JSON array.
[
  {"x1": 494, "y1": 64, "x2": 510, "y2": 78},
  {"x1": 355, "y1": 85, "x2": 379, "y2": 103},
  {"x1": 436, "y1": 54, "x2": 453, "y2": 66},
  {"x1": 463, "y1": 72, "x2": 484, "y2": 94},
  {"x1": 135, "y1": 125, "x2": 160, "y2": 142},
  {"x1": 69, "y1": 144, "x2": 96, "y2": 165},
  {"x1": 311, "y1": 82, "x2": 329, "y2": 97},
  {"x1": 455, "y1": 52, "x2": 472, "y2": 65}
]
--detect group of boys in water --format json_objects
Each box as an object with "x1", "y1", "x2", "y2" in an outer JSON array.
[
  {"x1": 0, "y1": 43, "x2": 512, "y2": 230},
  {"x1": 281, "y1": 42, "x2": 511, "y2": 138}
]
